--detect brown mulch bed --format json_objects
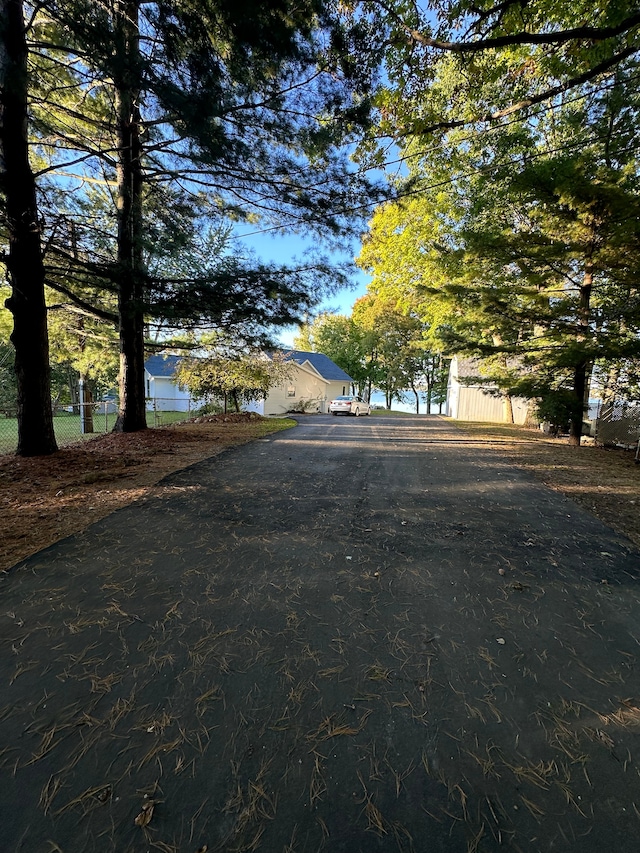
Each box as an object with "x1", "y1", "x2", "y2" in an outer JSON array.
[
  {"x1": 0, "y1": 413, "x2": 293, "y2": 572},
  {"x1": 450, "y1": 419, "x2": 640, "y2": 548}
]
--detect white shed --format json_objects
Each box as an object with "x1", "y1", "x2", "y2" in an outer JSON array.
[{"x1": 446, "y1": 356, "x2": 532, "y2": 424}]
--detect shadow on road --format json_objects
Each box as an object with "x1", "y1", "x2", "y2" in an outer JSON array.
[{"x1": 1, "y1": 416, "x2": 639, "y2": 852}]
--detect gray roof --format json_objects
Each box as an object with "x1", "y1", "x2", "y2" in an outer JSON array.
[
  {"x1": 453, "y1": 357, "x2": 484, "y2": 379},
  {"x1": 145, "y1": 354, "x2": 182, "y2": 378},
  {"x1": 145, "y1": 350, "x2": 352, "y2": 384},
  {"x1": 283, "y1": 350, "x2": 352, "y2": 383},
  {"x1": 453, "y1": 355, "x2": 524, "y2": 379}
]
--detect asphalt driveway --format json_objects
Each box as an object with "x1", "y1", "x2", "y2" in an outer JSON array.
[{"x1": 1, "y1": 415, "x2": 639, "y2": 852}]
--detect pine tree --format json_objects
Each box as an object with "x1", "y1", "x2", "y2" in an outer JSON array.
[
  {"x1": 2, "y1": 0, "x2": 383, "y2": 448},
  {"x1": 0, "y1": 0, "x2": 58, "y2": 455}
]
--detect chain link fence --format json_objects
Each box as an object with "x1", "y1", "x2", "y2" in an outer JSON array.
[
  {"x1": 0, "y1": 398, "x2": 200, "y2": 455},
  {"x1": 595, "y1": 402, "x2": 640, "y2": 450}
]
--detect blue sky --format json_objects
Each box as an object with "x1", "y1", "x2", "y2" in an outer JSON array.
[{"x1": 235, "y1": 227, "x2": 372, "y2": 348}]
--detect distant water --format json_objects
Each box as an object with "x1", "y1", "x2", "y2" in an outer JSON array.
[{"x1": 368, "y1": 389, "x2": 443, "y2": 415}]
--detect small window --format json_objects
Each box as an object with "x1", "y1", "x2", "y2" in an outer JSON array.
[
  {"x1": 342, "y1": 385, "x2": 346, "y2": 395},
  {"x1": 287, "y1": 386, "x2": 296, "y2": 397}
]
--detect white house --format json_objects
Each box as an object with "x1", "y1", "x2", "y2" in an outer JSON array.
[
  {"x1": 244, "y1": 350, "x2": 353, "y2": 415},
  {"x1": 446, "y1": 356, "x2": 532, "y2": 424},
  {"x1": 145, "y1": 354, "x2": 195, "y2": 412},
  {"x1": 144, "y1": 350, "x2": 352, "y2": 415}
]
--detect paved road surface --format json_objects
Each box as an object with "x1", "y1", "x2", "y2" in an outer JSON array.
[{"x1": 1, "y1": 415, "x2": 639, "y2": 852}]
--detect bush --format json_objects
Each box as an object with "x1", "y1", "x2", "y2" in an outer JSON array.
[
  {"x1": 536, "y1": 390, "x2": 582, "y2": 434},
  {"x1": 195, "y1": 401, "x2": 224, "y2": 416},
  {"x1": 286, "y1": 397, "x2": 320, "y2": 414}
]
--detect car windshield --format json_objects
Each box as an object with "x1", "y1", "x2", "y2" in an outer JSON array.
[{"x1": 334, "y1": 396, "x2": 352, "y2": 400}]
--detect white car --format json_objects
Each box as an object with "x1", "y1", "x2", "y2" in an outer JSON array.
[{"x1": 329, "y1": 395, "x2": 371, "y2": 416}]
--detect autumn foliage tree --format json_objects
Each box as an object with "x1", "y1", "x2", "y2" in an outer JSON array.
[{"x1": 353, "y1": 1, "x2": 640, "y2": 443}]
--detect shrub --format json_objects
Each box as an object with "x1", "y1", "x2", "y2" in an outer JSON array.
[
  {"x1": 536, "y1": 390, "x2": 582, "y2": 434},
  {"x1": 286, "y1": 397, "x2": 320, "y2": 414},
  {"x1": 195, "y1": 401, "x2": 224, "y2": 416}
]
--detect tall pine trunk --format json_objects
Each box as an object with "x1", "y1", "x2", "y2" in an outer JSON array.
[
  {"x1": 502, "y1": 394, "x2": 514, "y2": 424},
  {"x1": 0, "y1": 0, "x2": 57, "y2": 455},
  {"x1": 569, "y1": 258, "x2": 594, "y2": 446},
  {"x1": 113, "y1": 0, "x2": 147, "y2": 433}
]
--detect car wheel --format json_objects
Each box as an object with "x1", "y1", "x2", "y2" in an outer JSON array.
[
  {"x1": 331, "y1": 411, "x2": 337, "y2": 415},
  {"x1": 354, "y1": 407, "x2": 360, "y2": 417}
]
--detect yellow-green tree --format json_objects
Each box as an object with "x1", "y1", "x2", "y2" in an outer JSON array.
[{"x1": 176, "y1": 350, "x2": 293, "y2": 414}]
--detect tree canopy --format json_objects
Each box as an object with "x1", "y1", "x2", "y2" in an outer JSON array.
[
  {"x1": 5, "y1": 0, "x2": 640, "y2": 451},
  {"x1": 175, "y1": 346, "x2": 293, "y2": 413},
  {"x1": 352, "y1": 0, "x2": 640, "y2": 442},
  {"x1": 295, "y1": 292, "x2": 448, "y2": 411},
  {"x1": 1, "y1": 0, "x2": 384, "y2": 454}
]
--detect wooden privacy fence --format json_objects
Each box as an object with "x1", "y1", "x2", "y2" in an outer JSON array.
[{"x1": 595, "y1": 402, "x2": 640, "y2": 449}]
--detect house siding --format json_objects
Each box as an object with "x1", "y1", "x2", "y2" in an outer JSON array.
[
  {"x1": 260, "y1": 365, "x2": 328, "y2": 415},
  {"x1": 455, "y1": 387, "x2": 530, "y2": 424},
  {"x1": 146, "y1": 376, "x2": 193, "y2": 412}
]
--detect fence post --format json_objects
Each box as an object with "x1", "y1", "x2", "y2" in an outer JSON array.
[{"x1": 79, "y1": 379, "x2": 86, "y2": 434}]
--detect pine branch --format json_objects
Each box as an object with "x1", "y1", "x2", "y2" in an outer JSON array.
[
  {"x1": 45, "y1": 279, "x2": 118, "y2": 324},
  {"x1": 402, "y1": 46, "x2": 639, "y2": 135},
  {"x1": 381, "y1": 3, "x2": 640, "y2": 52}
]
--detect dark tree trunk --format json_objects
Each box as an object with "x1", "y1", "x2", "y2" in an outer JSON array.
[
  {"x1": 112, "y1": 0, "x2": 147, "y2": 433},
  {"x1": 503, "y1": 395, "x2": 514, "y2": 424},
  {"x1": 569, "y1": 360, "x2": 588, "y2": 446},
  {"x1": 0, "y1": 0, "x2": 57, "y2": 455},
  {"x1": 410, "y1": 383, "x2": 419, "y2": 414},
  {"x1": 79, "y1": 376, "x2": 94, "y2": 433},
  {"x1": 569, "y1": 260, "x2": 594, "y2": 446}
]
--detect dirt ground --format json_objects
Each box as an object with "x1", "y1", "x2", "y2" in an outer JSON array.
[
  {"x1": 1, "y1": 413, "x2": 638, "y2": 574},
  {"x1": 0, "y1": 413, "x2": 294, "y2": 573},
  {"x1": 449, "y1": 419, "x2": 640, "y2": 549}
]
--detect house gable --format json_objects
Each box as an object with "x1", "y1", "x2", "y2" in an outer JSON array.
[{"x1": 280, "y1": 350, "x2": 353, "y2": 384}]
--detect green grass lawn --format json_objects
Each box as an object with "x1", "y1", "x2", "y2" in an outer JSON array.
[
  {"x1": 372, "y1": 408, "x2": 426, "y2": 417},
  {"x1": 0, "y1": 409, "x2": 193, "y2": 454}
]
